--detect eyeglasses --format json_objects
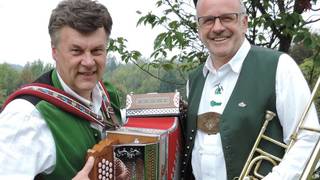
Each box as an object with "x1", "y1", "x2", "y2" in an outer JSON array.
[{"x1": 197, "y1": 13, "x2": 244, "y2": 28}]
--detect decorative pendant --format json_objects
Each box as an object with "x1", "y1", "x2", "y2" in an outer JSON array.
[
  {"x1": 210, "y1": 100, "x2": 222, "y2": 107},
  {"x1": 214, "y1": 83, "x2": 223, "y2": 95},
  {"x1": 238, "y1": 101, "x2": 247, "y2": 107}
]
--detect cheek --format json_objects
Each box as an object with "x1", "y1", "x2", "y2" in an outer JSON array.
[{"x1": 198, "y1": 30, "x2": 206, "y2": 43}]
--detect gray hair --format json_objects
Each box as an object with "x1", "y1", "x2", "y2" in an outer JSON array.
[
  {"x1": 48, "y1": 0, "x2": 113, "y2": 46},
  {"x1": 195, "y1": 0, "x2": 247, "y2": 14},
  {"x1": 239, "y1": 0, "x2": 247, "y2": 14}
]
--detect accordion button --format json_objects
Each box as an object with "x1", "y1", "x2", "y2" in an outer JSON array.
[
  {"x1": 102, "y1": 158, "x2": 106, "y2": 163},
  {"x1": 98, "y1": 174, "x2": 102, "y2": 179},
  {"x1": 98, "y1": 162, "x2": 102, "y2": 167}
]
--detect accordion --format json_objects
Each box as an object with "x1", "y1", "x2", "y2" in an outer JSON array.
[{"x1": 87, "y1": 92, "x2": 182, "y2": 180}]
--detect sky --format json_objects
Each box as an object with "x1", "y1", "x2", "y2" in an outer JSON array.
[
  {"x1": 0, "y1": 0, "x2": 168, "y2": 66},
  {"x1": 0, "y1": 0, "x2": 319, "y2": 66}
]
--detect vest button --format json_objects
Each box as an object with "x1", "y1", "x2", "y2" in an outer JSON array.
[
  {"x1": 187, "y1": 146, "x2": 190, "y2": 149},
  {"x1": 189, "y1": 136, "x2": 193, "y2": 140},
  {"x1": 191, "y1": 129, "x2": 195, "y2": 133}
]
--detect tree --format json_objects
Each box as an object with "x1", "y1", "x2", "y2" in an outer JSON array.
[
  {"x1": 19, "y1": 60, "x2": 54, "y2": 85},
  {"x1": 289, "y1": 41, "x2": 314, "y2": 65},
  {"x1": 0, "y1": 63, "x2": 20, "y2": 93},
  {"x1": 0, "y1": 63, "x2": 20, "y2": 105},
  {"x1": 109, "y1": 0, "x2": 320, "y2": 73}
]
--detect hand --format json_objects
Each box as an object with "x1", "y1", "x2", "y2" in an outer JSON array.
[
  {"x1": 115, "y1": 157, "x2": 130, "y2": 180},
  {"x1": 72, "y1": 156, "x2": 95, "y2": 180}
]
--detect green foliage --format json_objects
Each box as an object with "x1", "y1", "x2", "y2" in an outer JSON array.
[
  {"x1": 108, "y1": 0, "x2": 319, "y2": 112},
  {"x1": 108, "y1": 37, "x2": 142, "y2": 63},
  {"x1": 298, "y1": 33, "x2": 320, "y2": 112},
  {"x1": 0, "y1": 60, "x2": 54, "y2": 106},
  {"x1": 0, "y1": 63, "x2": 20, "y2": 105},
  {"x1": 19, "y1": 60, "x2": 54, "y2": 85},
  {"x1": 289, "y1": 42, "x2": 314, "y2": 65},
  {"x1": 103, "y1": 58, "x2": 187, "y2": 107},
  {"x1": 109, "y1": 0, "x2": 319, "y2": 73},
  {"x1": 104, "y1": 62, "x2": 160, "y2": 106}
]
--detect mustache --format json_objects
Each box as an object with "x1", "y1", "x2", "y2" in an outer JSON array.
[{"x1": 208, "y1": 32, "x2": 232, "y2": 39}]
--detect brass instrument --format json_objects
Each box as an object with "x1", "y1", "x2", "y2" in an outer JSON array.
[{"x1": 239, "y1": 76, "x2": 320, "y2": 180}]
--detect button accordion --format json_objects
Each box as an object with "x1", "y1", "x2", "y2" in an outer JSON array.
[{"x1": 87, "y1": 92, "x2": 182, "y2": 180}]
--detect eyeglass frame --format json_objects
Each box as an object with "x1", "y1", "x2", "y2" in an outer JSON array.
[{"x1": 197, "y1": 12, "x2": 246, "y2": 28}]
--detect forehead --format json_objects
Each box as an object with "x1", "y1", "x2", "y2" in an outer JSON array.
[
  {"x1": 58, "y1": 26, "x2": 107, "y2": 47},
  {"x1": 197, "y1": 0, "x2": 240, "y2": 16}
]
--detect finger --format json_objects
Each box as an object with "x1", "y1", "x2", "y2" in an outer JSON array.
[{"x1": 82, "y1": 156, "x2": 95, "y2": 174}]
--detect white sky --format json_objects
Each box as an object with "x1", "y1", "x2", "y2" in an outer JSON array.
[
  {"x1": 0, "y1": 0, "x2": 165, "y2": 66},
  {"x1": 0, "y1": 0, "x2": 319, "y2": 66}
]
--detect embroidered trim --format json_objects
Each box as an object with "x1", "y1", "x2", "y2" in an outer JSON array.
[{"x1": 2, "y1": 82, "x2": 117, "y2": 129}]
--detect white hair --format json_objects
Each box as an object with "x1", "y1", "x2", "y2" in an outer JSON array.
[{"x1": 196, "y1": 0, "x2": 247, "y2": 14}]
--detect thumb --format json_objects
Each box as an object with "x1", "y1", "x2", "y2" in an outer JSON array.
[{"x1": 82, "y1": 156, "x2": 95, "y2": 174}]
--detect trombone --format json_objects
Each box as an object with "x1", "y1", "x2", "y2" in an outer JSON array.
[{"x1": 238, "y1": 75, "x2": 320, "y2": 180}]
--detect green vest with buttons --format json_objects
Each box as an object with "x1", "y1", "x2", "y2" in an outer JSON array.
[
  {"x1": 33, "y1": 69, "x2": 121, "y2": 179},
  {"x1": 181, "y1": 46, "x2": 285, "y2": 180}
]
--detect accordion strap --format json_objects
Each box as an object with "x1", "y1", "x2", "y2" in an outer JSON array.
[{"x1": 1, "y1": 82, "x2": 118, "y2": 129}]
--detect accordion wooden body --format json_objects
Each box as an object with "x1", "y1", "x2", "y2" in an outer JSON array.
[{"x1": 88, "y1": 92, "x2": 182, "y2": 180}]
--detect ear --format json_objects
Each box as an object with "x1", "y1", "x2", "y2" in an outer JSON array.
[
  {"x1": 51, "y1": 43, "x2": 57, "y2": 62},
  {"x1": 241, "y1": 15, "x2": 249, "y2": 33}
]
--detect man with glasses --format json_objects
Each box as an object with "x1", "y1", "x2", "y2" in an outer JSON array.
[{"x1": 180, "y1": 0, "x2": 320, "y2": 179}]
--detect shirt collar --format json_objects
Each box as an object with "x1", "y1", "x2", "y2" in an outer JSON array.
[
  {"x1": 56, "y1": 71, "x2": 102, "y2": 112},
  {"x1": 202, "y1": 39, "x2": 251, "y2": 76}
]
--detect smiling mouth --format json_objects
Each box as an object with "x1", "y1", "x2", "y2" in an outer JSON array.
[{"x1": 79, "y1": 71, "x2": 96, "y2": 76}]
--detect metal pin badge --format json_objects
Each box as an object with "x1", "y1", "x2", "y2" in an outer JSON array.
[{"x1": 238, "y1": 102, "x2": 247, "y2": 107}]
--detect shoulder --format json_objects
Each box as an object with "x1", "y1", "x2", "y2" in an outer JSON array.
[
  {"x1": 0, "y1": 98, "x2": 46, "y2": 128},
  {"x1": 1, "y1": 98, "x2": 38, "y2": 115}
]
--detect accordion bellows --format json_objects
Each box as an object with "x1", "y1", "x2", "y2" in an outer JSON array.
[{"x1": 88, "y1": 92, "x2": 182, "y2": 180}]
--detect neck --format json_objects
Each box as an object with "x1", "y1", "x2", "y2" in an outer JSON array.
[
  {"x1": 81, "y1": 92, "x2": 92, "y2": 102},
  {"x1": 211, "y1": 56, "x2": 231, "y2": 69}
]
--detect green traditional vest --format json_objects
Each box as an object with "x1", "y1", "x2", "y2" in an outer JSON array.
[
  {"x1": 23, "y1": 70, "x2": 121, "y2": 180},
  {"x1": 181, "y1": 46, "x2": 285, "y2": 180}
]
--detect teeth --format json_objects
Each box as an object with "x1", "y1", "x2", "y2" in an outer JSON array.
[
  {"x1": 214, "y1": 37, "x2": 226, "y2": 41},
  {"x1": 81, "y1": 72, "x2": 94, "y2": 75}
]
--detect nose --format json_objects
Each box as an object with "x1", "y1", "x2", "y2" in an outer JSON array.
[
  {"x1": 210, "y1": 18, "x2": 225, "y2": 33},
  {"x1": 81, "y1": 52, "x2": 95, "y2": 66}
]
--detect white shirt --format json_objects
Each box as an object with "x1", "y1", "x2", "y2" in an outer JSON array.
[
  {"x1": 0, "y1": 71, "x2": 104, "y2": 179},
  {"x1": 191, "y1": 39, "x2": 320, "y2": 180}
]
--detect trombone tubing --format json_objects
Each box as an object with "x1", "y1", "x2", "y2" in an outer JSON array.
[{"x1": 287, "y1": 75, "x2": 320, "y2": 150}]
